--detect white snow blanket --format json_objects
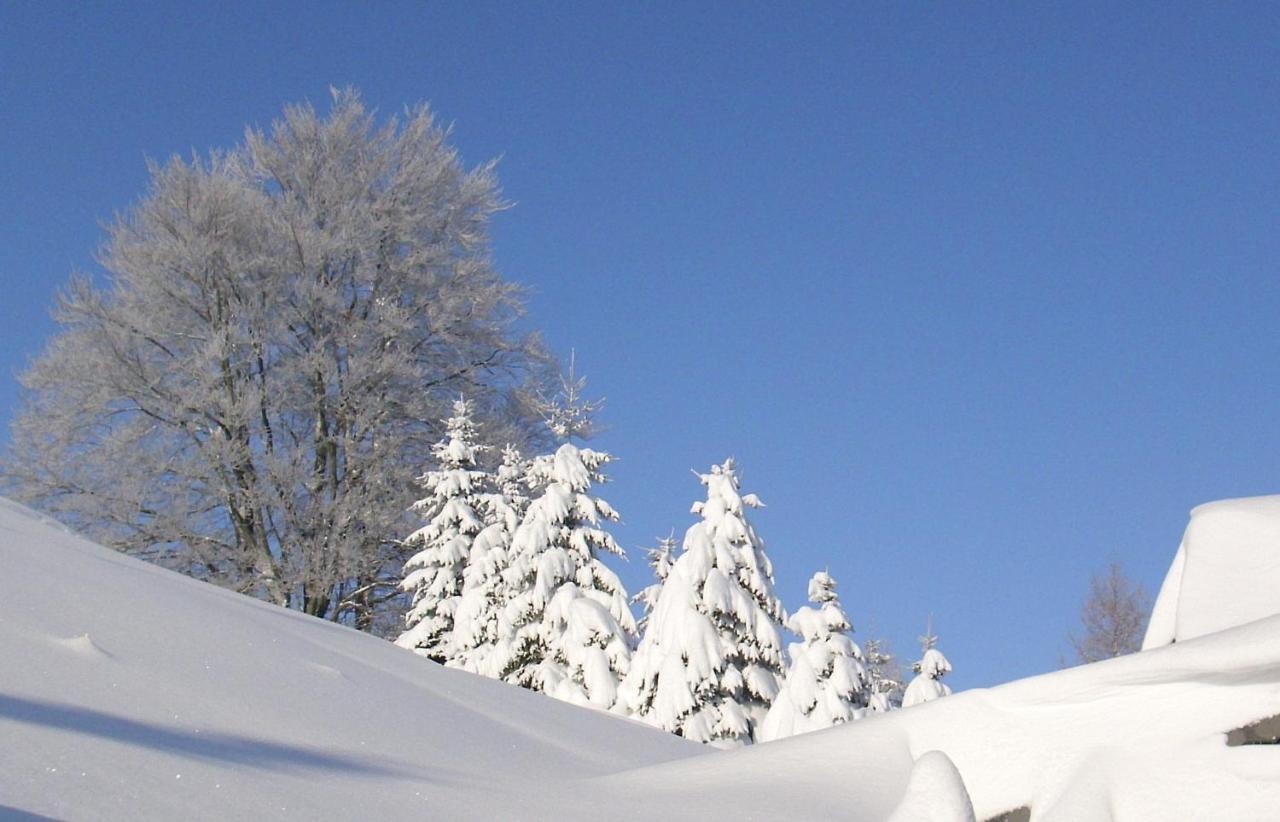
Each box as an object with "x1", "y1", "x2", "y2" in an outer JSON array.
[
  {"x1": 3, "y1": 497, "x2": 1279, "y2": 820},
  {"x1": 1144, "y1": 495, "x2": 1280, "y2": 648},
  {"x1": 0, "y1": 499, "x2": 696, "y2": 820}
]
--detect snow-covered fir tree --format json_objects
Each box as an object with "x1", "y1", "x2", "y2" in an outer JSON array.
[
  {"x1": 495, "y1": 364, "x2": 635, "y2": 710},
  {"x1": 538, "y1": 351, "x2": 601, "y2": 442},
  {"x1": 395, "y1": 399, "x2": 490, "y2": 663},
  {"x1": 633, "y1": 533, "x2": 677, "y2": 634},
  {"x1": 621, "y1": 459, "x2": 787, "y2": 746},
  {"x1": 901, "y1": 622, "x2": 953, "y2": 707},
  {"x1": 863, "y1": 637, "x2": 904, "y2": 713},
  {"x1": 758, "y1": 570, "x2": 869, "y2": 741},
  {"x1": 449, "y1": 445, "x2": 529, "y2": 675}
]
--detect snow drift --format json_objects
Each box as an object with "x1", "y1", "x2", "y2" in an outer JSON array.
[{"x1": 3, "y1": 496, "x2": 1280, "y2": 820}]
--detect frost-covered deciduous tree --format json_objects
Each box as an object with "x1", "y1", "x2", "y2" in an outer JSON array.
[
  {"x1": 3, "y1": 89, "x2": 551, "y2": 632},
  {"x1": 450, "y1": 445, "x2": 529, "y2": 675},
  {"x1": 395, "y1": 399, "x2": 489, "y2": 663},
  {"x1": 863, "y1": 637, "x2": 904, "y2": 713},
  {"x1": 758, "y1": 570, "x2": 868, "y2": 741},
  {"x1": 495, "y1": 368, "x2": 635, "y2": 709},
  {"x1": 902, "y1": 624, "x2": 953, "y2": 708},
  {"x1": 622, "y1": 459, "x2": 787, "y2": 746},
  {"x1": 1069, "y1": 562, "x2": 1150, "y2": 664}
]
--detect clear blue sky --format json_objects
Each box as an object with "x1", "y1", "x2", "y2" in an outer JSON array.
[{"x1": 4, "y1": 2, "x2": 1280, "y2": 691}]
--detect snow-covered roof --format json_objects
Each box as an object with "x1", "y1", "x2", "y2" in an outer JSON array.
[{"x1": 1144, "y1": 494, "x2": 1280, "y2": 649}]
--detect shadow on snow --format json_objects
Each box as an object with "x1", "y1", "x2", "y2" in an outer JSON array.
[{"x1": 0, "y1": 692, "x2": 422, "y2": 779}]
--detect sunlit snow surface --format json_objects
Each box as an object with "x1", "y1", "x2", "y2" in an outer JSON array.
[
  {"x1": 1144, "y1": 494, "x2": 1280, "y2": 648},
  {"x1": 0, "y1": 499, "x2": 695, "y2": 820},
  {"x1": 3, "y1": 497, "x2": 1279, "y2": 820}
]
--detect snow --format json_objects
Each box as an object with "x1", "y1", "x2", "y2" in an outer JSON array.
[
  {"x1": 0, "y1": 498, "x2": 691, "y2": 821},
  {"x1": 1144, "y1": 494, "x2": 1280, "y2": 648},
  {"x1": 687, "y1": 612, "x2": 1280, "y2": 820},
  {"x1": 5, "y1": 494, "x2": 1280, "y2": 820},
  {"x1": 900, "y1": 673, "x2": 952, "y2": 708},
  {"x1": 886, "y1": 751, "x2": 976, "y2": 822}
]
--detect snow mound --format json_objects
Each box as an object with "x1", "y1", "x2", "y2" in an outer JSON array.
[
  {"x1": 886, "y1": 751, "x2": 975, "y2": 822},
  {"x1": 1144, "y1": 494, "x2": 1280, "y2": 648}
]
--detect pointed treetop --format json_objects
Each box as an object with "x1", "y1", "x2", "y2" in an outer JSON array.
[
  {"x1": 691, "y1": 458, "x2": 764, "y2": 517},
  {"x1": 446, "y1": 396, "x2": 471, "y2": 421},
  {"x1": 433, "y1": 396, "x2": 487, "y2": 469},
  {"x1": 808, "y1": 570, "x2": 838, "y2": 604},
  {"x1": 918, "y1": 615, "x2": 937, "y2": 653},
  {"x1": 496, "y1": 444, "x2": 526, "y2": 485},
  {"x1": 538, "y1": 350, "x2": 603, "y2": 442},
  {"x1": 647, "y1": 532, "x2": 678, "y2": 582},
  {"x1": 910, "y1": 617, "x2": 951, "y2": 680}
]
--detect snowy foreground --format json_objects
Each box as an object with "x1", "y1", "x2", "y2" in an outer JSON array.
[{"x1": 3, "y1": 498, "x2": 1279, "y2": 820}]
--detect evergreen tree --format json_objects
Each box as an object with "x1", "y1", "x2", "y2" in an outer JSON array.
[
  {"x1": 634, "y1": 533, "x2": 677, "y2": 634},
  {"x1": 863, "y1": 637, "x2": 904, "y2": 713},
  {"x1": 902, "y1": 622, "x2": 953, "y2": 707},
  {"x1": 622, "y1": 459, "x2": 786, "y2": 746},
  {"x1": 449, "y1": 445, "x2": 529, "y2": 675},
  {"x1": 395, "y1": 399, "x2": 490, "y2": 663},
  {"x1": 758, "y1": 570, "x2": 868, "y2": 740},
  {"x1": 495, "y1": 363, "x2": 635, "y2": 710}
]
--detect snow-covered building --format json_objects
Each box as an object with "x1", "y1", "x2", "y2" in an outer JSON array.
[{"x1": 1143, "y1": 495, "x2": 1280, "y2": 649}]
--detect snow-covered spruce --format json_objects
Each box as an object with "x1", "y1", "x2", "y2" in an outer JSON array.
[
  {"x1": 864, "y1": 637, "x2": 904, "y2": 713},
  {"x1": 633, "y1": 533, "x2": 677, "y2": 634},
  {"x1": 621, "y1": 459, "x2": 787, "y2": 746},
  {"x1": 449, "y1": 445, "x2": 530, "y2": 676},
  {"x1": 496, "y1": 443, "x2": 635, "y2": 709},
  {"x1": 758, "y1": 570, "x2": 869, "y2": 740},
  {"x1": 902, "y1": 626, "x2": 953, "y2": 707},
  {"x1": 395, "y1": 399, "x2": 491, "y2": 663}
]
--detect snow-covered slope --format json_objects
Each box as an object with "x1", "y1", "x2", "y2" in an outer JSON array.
[
  {"x1": 0, "y1": 499, "x2": 697, "y2": 820},
  {"x1": 4, "y1": 496, "x2": 1280, "y2": 821}
]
